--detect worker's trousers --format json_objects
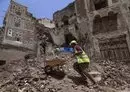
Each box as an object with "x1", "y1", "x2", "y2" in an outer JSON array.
[{"x1": 73, "y1": 62, "x2": 95, "y2": 84}]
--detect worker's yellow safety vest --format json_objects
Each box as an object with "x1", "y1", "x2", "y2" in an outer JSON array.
[{"x1": 74, "y1": 47, "x2": 90, "y2": 64}]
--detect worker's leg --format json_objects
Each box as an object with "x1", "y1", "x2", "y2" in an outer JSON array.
[
  {"x1": 79, "y1": 63, "x2": 96, "y2": 84},
  {"x1": 73, "y1": 62, "x2": 87, "y2": 79}
]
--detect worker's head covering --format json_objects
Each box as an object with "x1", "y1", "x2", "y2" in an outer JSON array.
[{"x1": 70, "y1": 40, "x2": 78, "y2": 46}]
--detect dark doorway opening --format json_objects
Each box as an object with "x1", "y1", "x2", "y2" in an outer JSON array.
[
  {"x1": 62, "y1": 16, "x2": 69, "y2": 25},
  {"x1": 64, "y1": 33, "x2": 77, "y2": 46}
]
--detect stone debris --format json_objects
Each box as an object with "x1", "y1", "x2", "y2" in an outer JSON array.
[
  {"x1": 98, "y1": 60, "x2": 130, "y2": 90},
  {"x1": 0, "y1": 54, "x2": 130, "y2": 92}
]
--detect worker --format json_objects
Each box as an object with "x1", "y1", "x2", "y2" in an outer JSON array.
[{"x1": 70, "y1": 40, "x2": 96, "y2": 85}]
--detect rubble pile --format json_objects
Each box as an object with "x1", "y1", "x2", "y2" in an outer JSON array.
[
  {"x1": 98, "y1": 60, "x2": 130, "y2": 90},
  {"x1": 0, "y1": 53, "x2": 130, "y2": 92},
  {"x1": 0, "y1": 59, "x2": 47, "y2": 92}
]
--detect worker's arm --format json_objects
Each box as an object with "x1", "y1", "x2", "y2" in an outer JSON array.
[
  {"x1": 71, "y1": 45, "x2": 83, "y2": 58},
  {"x1": 71, "y1": 51, "x2": 82, "y2": 58}
]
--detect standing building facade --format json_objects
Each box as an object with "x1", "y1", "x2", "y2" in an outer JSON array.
[
  {"x1": 75, "y1": 0, "x2": 130, "y2": 61},
  {"x1": 3, "y1": 0, "x2": 36, "y2": 50}
]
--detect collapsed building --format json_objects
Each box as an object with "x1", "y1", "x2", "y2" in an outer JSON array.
[
  {"x1": 36, "y1": 18, "x2": 55, "y2": 61},
  {"x1": 52, "y1": 2, "x2": 80, "y2": 46}
]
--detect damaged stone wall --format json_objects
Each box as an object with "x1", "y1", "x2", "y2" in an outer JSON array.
[
  {"x1": 0, "y1": 27, "x2": 4, "y2": 43},
  {"x1": 53, "y1": 2, "x2": 80, "y2": 46},
  {"x1": 93, "y1": 12, "x2": 118, "y2": 35},
  {"x1": 99, "y1": 35, "x2": 130, "y2": 61},
  {"x1": 2, "y1": 0, "x2": 36, "y2": 50},
  {"x1": 0, "y1": 43, "x2": 35, "y2": 64},
  {"x1": 75, "y1": 0, "x2": 87, "y2": 18},
  {"x1": 35, "y1": 22, "x2": 54, "y2": 62},
  {"x1": 53, "y1": 2, "x2": 75, "y2": 24},
  {"x1": 0, "y1": 48, "x2": 27, "y2": 63},
  {"x1": 75, "y1": 0, "x2": 130, "y2": 60}
]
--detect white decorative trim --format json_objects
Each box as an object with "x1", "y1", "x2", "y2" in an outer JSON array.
[{"x1": 7, "y1": 29, "x2": 13, "y2": 37}]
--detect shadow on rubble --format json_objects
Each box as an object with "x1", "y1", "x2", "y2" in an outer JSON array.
[
  {"x1": 67, "y1": 75, "x2": 88, "y2": 86},
  {"x1": 48, "y1": 71, "x2": 66, "y2": 80}
]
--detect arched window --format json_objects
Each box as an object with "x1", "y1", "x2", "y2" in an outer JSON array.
[
  {"x1": 62, "y1": 15, "x2": 69, "y2": 25},
  {"x1": 93, "y1": 15, "x2": 102, "y2": 34}
]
